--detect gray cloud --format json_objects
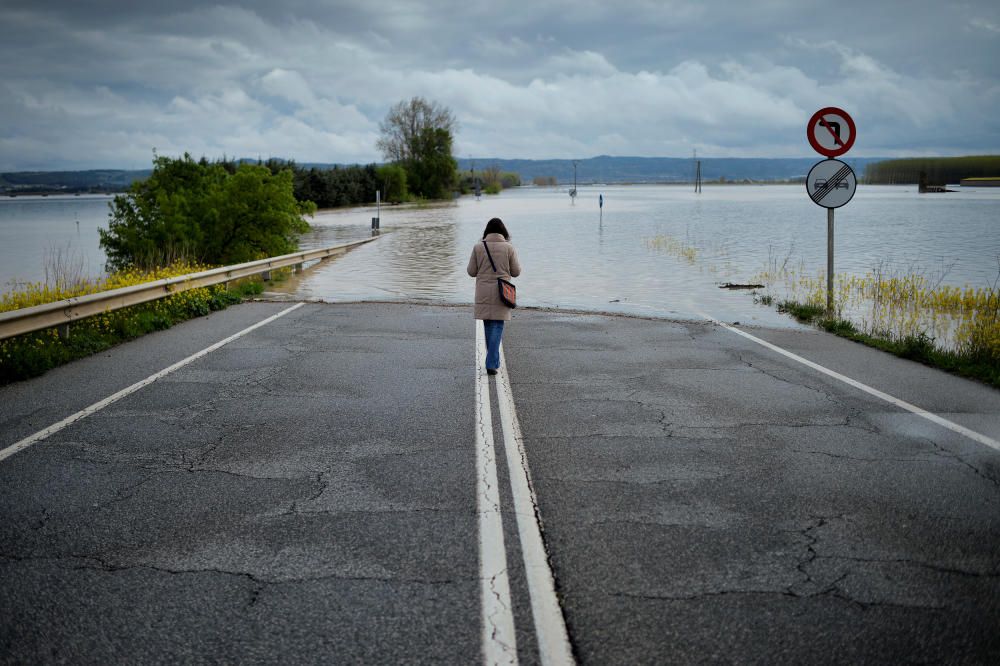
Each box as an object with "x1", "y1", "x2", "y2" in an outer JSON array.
[{"x1": 0, "y1": 0, "x2": 997, "y2": 170}]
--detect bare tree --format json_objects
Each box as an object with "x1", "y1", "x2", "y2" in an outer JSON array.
[
  {"x1": 482, "y1": 164, "x2": 501, "y2": 188},
  {"x1": 376, "y1": 97, "x2": 457, "y2": 163}
]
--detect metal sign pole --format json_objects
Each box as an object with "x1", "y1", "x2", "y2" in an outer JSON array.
[{"x1": 827, "y1": 207, "x2": 834, "y2": 313}]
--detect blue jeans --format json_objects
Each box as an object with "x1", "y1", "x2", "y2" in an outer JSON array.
[{"x1": 483, "y1": 320, "x2": 505, "y2": 370}]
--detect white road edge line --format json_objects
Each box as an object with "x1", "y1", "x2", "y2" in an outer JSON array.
[
  {"x1": 0, "y1": 303, "x2": 306, "y2": 464},
  {"x1": 698, "y1": 312, "x2": 1000, "y2": 453},
  {"x1": 475, "y1": 320, "x2": 519, "y2": 665},
  {"x1": 497, "y1": 344, "x2": 576, "y2": 666}
]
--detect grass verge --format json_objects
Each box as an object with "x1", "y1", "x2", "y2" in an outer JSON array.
[
  {"x1": 778, "y1": 299, "x2": 1000, "y2": 389},
  {"x1": 0, "y1": 279, "x2": 265, "y2": 385}
]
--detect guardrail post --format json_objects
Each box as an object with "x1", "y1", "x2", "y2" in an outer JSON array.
[
  {"x1": 261, "y1": 271, "x2": 271, "y2": 281},
  {"x1": 294, "y1": 263, "x2": 303, "y2": 273},
  {"x1": 57, "y1": 323, "x2": 70, "y2": 340}
]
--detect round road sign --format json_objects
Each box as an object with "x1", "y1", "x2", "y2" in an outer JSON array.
[
  {"x1": 806, "y1": 159, "x2": 857, "y2": 209},
  {"x1": 807, "y1": 107, "x2": 856, "y2": 158}
]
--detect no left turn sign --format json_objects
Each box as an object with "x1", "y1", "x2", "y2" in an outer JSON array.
[
  {"x1": 807, "y1": 107, "x2": 856, "y2": 158},
  {"x1": 806, "y1": 159, "x2": 857, "y2": 209}
]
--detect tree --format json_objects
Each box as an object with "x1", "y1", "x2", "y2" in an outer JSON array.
[
  {"x1": 500, "y1": 172, "x2": 521, "y2": 188},
  {"x1": 405, "y1": 127, "x2": 458, "y2": 200},
  {"x1": 482, "y1": 164, "x2": 501, "y2": 190},
  {"x1": 377, "y1": 97, "x2": 458, "y2": 198},
  {"x1": 201, "y1": 165, "x2": 314, "y2": 265},
  {"x1": 376, "y1": 164, "x2": 409, "y2": 203},
  {"x1": 376, "y1": 97, "x2": 456, "y2": 163},
  {"x1": 100, "y1": 154, "x2": 315, "y2": 271}
]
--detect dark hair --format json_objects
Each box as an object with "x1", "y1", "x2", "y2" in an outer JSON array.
[{"x1": 482, "y1": 217, "x2": 509, "y2": 240}]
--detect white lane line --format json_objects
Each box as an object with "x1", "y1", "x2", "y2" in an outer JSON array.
[
  {"x1": 699, "y1": 312, "x2": 1000, "y2": 453},
  {"x1": 475, "y1": 320, "x2": 519, "y2": 665},
  {"x1": 497, "y1": 345, "x2": 575, "y2": 666},
  {"x1": 0, "y1": 303, "x2": 306, "y2": 464}
]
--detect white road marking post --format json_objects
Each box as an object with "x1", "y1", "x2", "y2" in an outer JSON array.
[
  {"x1": 497, "y1": 345, "x2": 576, "y2": 666},
  {"x1": 0, "y1": 303, "x2": 306, "y2": 464},
  {"x1": 699, "y1": 313, "x2": 1000, "y2": 453},
  {"x1": 475, "y1": 321, "x2": 519, "y2": 665}
]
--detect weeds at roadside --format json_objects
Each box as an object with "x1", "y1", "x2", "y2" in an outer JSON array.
[
  {"x1": 777, "y1": 300, "x2": 826, "y2": 323},
  {"x1": 744, "y1": 252, "x2": 1000, "y2": 388},
  {"x1": 2, "y1": 260, "x2": 216, "y2": 313},
  {"x1": 0, "y1": 276, "x2": 265, "y2": 385},
  {"x1": 773, "y1": 297, "x2": 999, "y2": 388},
  {"x1": 818, "y1": 318, "x2": 857, "y2": 336}
]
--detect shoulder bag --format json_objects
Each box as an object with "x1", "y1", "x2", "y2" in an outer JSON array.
[{"x1": 482, "y1": 240, "x2": 517, "y2": 308}]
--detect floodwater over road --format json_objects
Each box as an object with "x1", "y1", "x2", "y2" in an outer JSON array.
[
  {"x1": 274, "y1": 184, "x2": 1000, "y2": 329},
  {"x1": 3, "y1": 185, "x2": 998, "y2": 332}
]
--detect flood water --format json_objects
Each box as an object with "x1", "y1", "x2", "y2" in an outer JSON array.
[
  {"x1": 0, "y1": 194, "x2": 113, "y2": 288},
  {"x1": 2, "y1": 186, "x2": 998, "y2": 330},
  {"x1": 274, "y1": 184, "x2": 1000, "y2": 328}
]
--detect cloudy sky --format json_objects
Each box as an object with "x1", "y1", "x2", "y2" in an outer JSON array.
[{"x1": 1, "y1": 0, "x2": 998, "y2": 171}]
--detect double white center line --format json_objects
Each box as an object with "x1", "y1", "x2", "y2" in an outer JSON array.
[{"x1": 474, "y1": 321, "x2": 574, "y2": 666}]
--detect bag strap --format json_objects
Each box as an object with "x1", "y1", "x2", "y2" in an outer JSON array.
[{"x1": 482, "y1": 240, "x2": 498, "y2": 273}]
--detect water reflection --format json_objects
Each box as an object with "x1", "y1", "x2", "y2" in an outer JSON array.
[{"x1": 389, "y1": 222, "x2": 459, "y2": 297}]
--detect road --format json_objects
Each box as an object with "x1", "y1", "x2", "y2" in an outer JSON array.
[{"x1": 1, "y1": 302, "x2": 998, "y2": 664}]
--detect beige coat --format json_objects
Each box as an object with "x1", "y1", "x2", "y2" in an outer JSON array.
[{"x1": 467, "y1": 233, "x2": 522, "y2": 320}]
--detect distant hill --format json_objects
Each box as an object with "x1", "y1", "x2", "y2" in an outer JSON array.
[
  {"x1": 0, "y1": 169, "x2": 150, "y2": 194},
  {"x1": 1, "y1": 156, "x2": 889, "y2": 194},
  {"x1": 455, "y1": 155, "x2": 883, "y2": 184}
]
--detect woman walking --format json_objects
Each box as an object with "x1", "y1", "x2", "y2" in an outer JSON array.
[{"x1": 467, "y1": 217, "x2": 521, "y2": 375}]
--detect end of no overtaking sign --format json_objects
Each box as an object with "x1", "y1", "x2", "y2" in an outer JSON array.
[{"x1": 806, "y1": 158, "x2": 857, "y2": 209}]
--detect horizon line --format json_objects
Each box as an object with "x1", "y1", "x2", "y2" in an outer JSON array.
[{"x1": 7, "y1": 153, "x2": 1000, "y2": 174}]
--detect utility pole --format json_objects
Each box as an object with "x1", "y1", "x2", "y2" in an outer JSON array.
[
  {"x1": 694, "y1": 149, "x2": 702, "y2": 194},
  {"x1": 471, "y1": 157, "x2": 480, "y2": 200},
  {"x1": 570, "y1": 160, "x2": 578, "y2": 202}
]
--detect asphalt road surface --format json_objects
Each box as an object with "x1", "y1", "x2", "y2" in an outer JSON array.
[{"x1": 1, "y1": 302, "x2": 998, "y2": 664}]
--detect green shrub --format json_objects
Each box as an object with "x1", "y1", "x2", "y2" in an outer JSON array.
[
  {"x1": 101, "y1": 155, "x2": 315, "y2": 271},
  {"x1": 819, "y1": 318, "x2": 857, "y2": 335},
  {"x1": 778, "y1": 300, "x2": 825, "y2": 322},
  {"x1": 897, "y1": 332, "x2": 936, "y2": 362}
]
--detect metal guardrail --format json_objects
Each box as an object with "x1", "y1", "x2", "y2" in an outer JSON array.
[{"x1": 0, "y1": 237, "x2": 378, "y2": 341}]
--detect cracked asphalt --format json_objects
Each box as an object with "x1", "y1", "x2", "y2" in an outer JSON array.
[
  {"x1": 504, "y1": 310, "x2": 1000, "y2": 664},
  {"x1": 2, "y1": 302, "x2": 999, "y2": 664}
]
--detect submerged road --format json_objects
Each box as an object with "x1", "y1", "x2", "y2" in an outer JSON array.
[{"x1": 1, "y1": 302, "x2": 998, "y2": 664}]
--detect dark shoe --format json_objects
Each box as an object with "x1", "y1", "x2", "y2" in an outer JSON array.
[{"x1": 486, "y1": 368, "x2": 498, "y2": 375}]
